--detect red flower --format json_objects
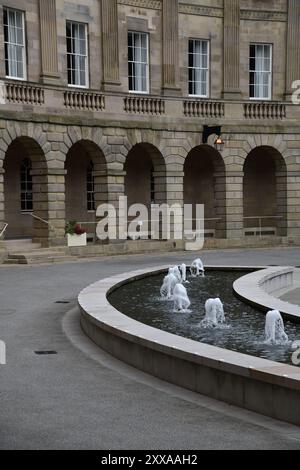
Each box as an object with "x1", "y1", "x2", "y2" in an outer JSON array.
[{"x1": 74, "y1": 224, "x2": 86, "y2": 235}]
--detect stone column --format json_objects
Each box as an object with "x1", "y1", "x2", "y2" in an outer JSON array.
[
  {"x1": 223, "y1": 0, "x2": 241, "y2": 99},
  {"x1": 38, "y1": 0, "x2": 61, "y2": 85},
  {"x1": 286, "y1": 170, "x2": 300, "y2": 238},
  {"x1": 47, "y1": 169, "x2": 66, "y2": 247},
  {"x1": 285, "y1": 0, "x2": 300, "y2": 98},
  {"x1": 225, "y1": 171, "x2": 244, "y2": 239},
  {"x1": 162, "y1": 0, "x2": 181, "y2": 96},
  {"x1": 165, "y1": 170, "x2": 184, "y2": 246},
  {"x1": 104, "y1": 169, "x2": 126, "y2": 243},
  {"x1": 101, "y1": 0, "x2": 121, "y2": 92}
]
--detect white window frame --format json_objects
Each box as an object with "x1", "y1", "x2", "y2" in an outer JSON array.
[
  {"x1": 249, "y1": 43, "x2": 272, "y2": 101},
  {"x1": 188, "y1": 39, "x2": 210, "y2": 98},
  {"x1": 128, "y1": 31, "x2": 149, "y2": 94},
  {"x1": 3, "y1": 7, "x2": 27, "y2": 81},
  {"x1": 66, "y1": 20, "x2": 89, "y2": 89},
  {"x1": 20, "y1": 158, "x2": 33, "y2": 213},
  {"x1": 86, "y1": 160, "x2": 95, "y2": 212}
]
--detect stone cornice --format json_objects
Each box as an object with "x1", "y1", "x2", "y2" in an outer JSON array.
[
  {"x1": 240, "y1": 9, "x2": 287, "y2": 22},
  {"x1": 179, "y1": 4, "x2": 222, "y2": 17},
  {"x1": 117, "y1": 0, "x2": 287, "y2": 22},
  {"x1": 117, "y1": 0, "x2": 162, "y2": 9}
]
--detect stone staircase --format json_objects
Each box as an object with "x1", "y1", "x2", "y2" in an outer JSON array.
[{"x1": 3, "y1": 239, "x2": 75, "y2": 265}]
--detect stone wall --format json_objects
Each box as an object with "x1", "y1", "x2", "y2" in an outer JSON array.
[
  {"x1": 0, "y1": 118, "x2": 299, "y2": 246},
  {"x1": 0, "y1": 0, "x2": 300, "y2": 249}
]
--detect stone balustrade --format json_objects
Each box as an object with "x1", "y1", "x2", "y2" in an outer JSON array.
[
  {"x1": 1, "y1": 81, "x2": 298, "y2": 123},
  {"x1": 63, "y1": 90, "x2": 105, "y2": 111},
  {"x1": 243, "y1": 102, "x2": 286, "y2": 120},
  {"x1": 124, "y1": 96, "x2": 165, "y2": 115},
  {"x1": 183, "y1": 100, "x2": 225, "y2": 118},
  {"x1": 4, "y1": 82, "x2": 44, "y2": 105}
]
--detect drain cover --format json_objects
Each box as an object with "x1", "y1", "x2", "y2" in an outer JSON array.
[{"x1": 34, "y1": 351, "x2": 58, "y2": 355}]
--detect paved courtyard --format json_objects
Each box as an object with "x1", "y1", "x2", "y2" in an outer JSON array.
[{"x1": 0, "y1": 248, "x2": 300, "y2": 450}]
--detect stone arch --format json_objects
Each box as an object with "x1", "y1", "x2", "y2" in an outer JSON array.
[
  {"x1": 65, "y1": 139, "x2": 108, "y2": 238},
  {"x1": 0, "y1": 122, "x2": 49, "y2": 167},
  {"x1": 240, "y1": 134, "x2": 289, "y2": 162},
  {"x1": 3, "y1": 136, "x2": 49, "y2": 244},
  {"x1": 124, "y1": 142, "x2": 167, "y2": 239},
  {"x1": 184, "y1": 144, "x2": 226, "y2": 239},
  {"x1": 243, "y1": 146, "x2": 287, "y2": 237}
]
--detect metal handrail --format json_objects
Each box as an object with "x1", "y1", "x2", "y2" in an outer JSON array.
[
  {"x1": 0, "y1": 223, "x2": 8, "y2": 238},
  {"x1": 24, "y1": 213, "x2": 56, "y2": 233},
  {"x1": 243, "y1": 216, "x2": 283, "y2": 237}
]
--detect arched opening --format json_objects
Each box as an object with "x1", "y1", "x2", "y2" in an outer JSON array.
[
  {"x1": 243, "y1": 146, "x2": 287, "y2": 237},
  {"x1": 65, "y1": 140, "x2": 107, "y2": 242},
  {"x1": 184, "y1": 145, "x2": 226, "y2": 238},
  {"x1": 124, "y1": 143, "x2": 166, "y2": 238},
  {"x1": 3, "y1": 137, "x2": 49, "y2": 244}
]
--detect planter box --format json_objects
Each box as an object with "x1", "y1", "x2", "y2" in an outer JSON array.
[{"x1": 67, "y1": 233, "x2": 87, "y2": 247}]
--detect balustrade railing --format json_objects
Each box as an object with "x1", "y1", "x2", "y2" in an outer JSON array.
[
  {"x1": 124, "y1": 96, "x2": 165, "y2": 115},
  {"x1": 5, "y1": 82, "x2": 44, "y2": 105}
]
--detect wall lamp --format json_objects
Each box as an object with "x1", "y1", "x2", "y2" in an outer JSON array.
[{"x1": 203, "y1": 125, "x2": 225, "y2": 152}]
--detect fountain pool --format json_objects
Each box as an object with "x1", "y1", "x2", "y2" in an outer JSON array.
[{"x1": 108, "y1": 269, "x2": 300, "y2": 365}]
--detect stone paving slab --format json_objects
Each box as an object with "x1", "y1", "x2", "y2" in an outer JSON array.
[{"x1": 0, "y1": 248, "x2": 300, "y2": 449}]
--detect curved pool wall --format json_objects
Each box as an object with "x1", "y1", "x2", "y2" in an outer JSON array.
[
  {"x1": 233, "y1": 267, "x2": 300, "y2": 321},
  {"x1": 78, "y1": 266, "x2": 300, "y2": 426}
]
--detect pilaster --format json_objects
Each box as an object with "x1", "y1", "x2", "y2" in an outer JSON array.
[
  {"x1": 39, "y1": 0, "x2": 61, "y2": 85},
  {"x1": 162, "y1": 0, "x2": 181, "y2": 96},
  {"x1": 223, "y1": 0, "x2": 241, "y2": 99},
  {"x1": 285, "y1": 0, "x2": 300, "y2": 99},
  {"x1": 101, "y1": 0, "x2": 121, "y2": 92}
]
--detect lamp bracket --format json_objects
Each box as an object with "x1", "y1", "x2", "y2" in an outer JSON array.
[{"x1": 203, "y1": 125, "x2": 222, "y2": 144}]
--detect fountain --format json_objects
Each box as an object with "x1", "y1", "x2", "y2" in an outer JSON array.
[
  {"x1": 169, "y1": 266, "x2": 182, "y2": 283},
  {"x1": 202, "y1": 298, "x2": 226, "y2": 327},
  {"x1": 160, "y1": 273, "x2": 178, "y2": 299},
  {"x1": 173, "y1": 284, "x2": 191, "y2": 312},
  {"x1": 265, "y1": 310, "x2": 289, "y2": 344},
  {"x1": 190, "y1": 258, "x2": 205, "y2": 277},
  {"x1": 180, "y1": 264, "x2": 190, "y2": 284},
  {"x1": 109, "y1": 268, "x2": 300, "y2": 365}
]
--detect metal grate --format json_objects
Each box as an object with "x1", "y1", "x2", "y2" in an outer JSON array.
[{"x1": 34, "y1": 351, "x2": 58, "y2": 355}]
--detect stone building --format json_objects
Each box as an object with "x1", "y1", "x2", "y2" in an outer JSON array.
[{"x1": 0, "y1": 0, "x2": 300, "y2": 259}]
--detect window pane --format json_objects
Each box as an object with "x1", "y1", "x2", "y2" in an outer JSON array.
[
  {"x1": 128, "y1": 32, "x2": 149, "y2": 92},
  {"x1": 4, "y1": 8, "x2": 25, "y2": 79},
  {"x1": 249, "y1": 44, "x2": 272, "y2": 99},
  {"x1": 15, "y1": 11, "x2": 22, "y2": 28},
  {"x1": 66, "y1": 21, "x2": 88, "y2": 86},
  {"x1": 80, "y1": 70, "x2": 86, "y2": 86},
  {"x1": 66, "y1": 21, "x2": 71, "y2": 37},
  {"x1": 188, "y1": 39, "x2": 209, "y2": 96},
  {"x1": 16, "y1": 27, "x2": 23, "y2": 45}
]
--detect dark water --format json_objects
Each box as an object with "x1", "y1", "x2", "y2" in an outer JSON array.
[{"x1": 108, "y1": 270, "x2": 300, "y2": 365}]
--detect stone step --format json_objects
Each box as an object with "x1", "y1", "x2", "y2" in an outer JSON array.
[
  {"x1": 7, "y1": 247, "x2": 66, "y2": 257},
  {"x1": 4, "y1": 254, "x2": 75, "y2": 265},
  {"x1": 4, "y1": 241, "x2": 42, "y2": 253}
]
